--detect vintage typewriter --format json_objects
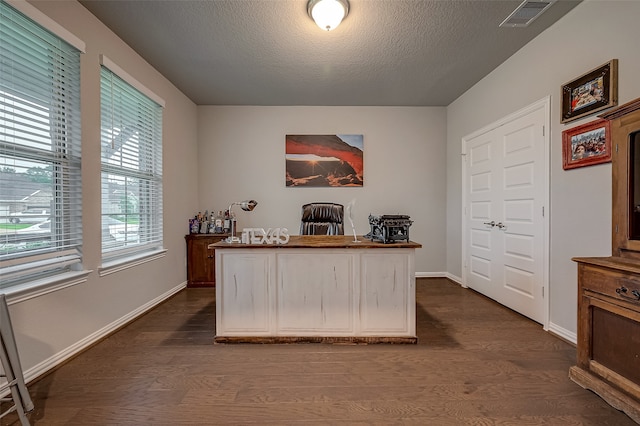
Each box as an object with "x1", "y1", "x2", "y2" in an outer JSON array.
[{"x1": 365, "y1": 214, "x2": 413, "y2": 244}]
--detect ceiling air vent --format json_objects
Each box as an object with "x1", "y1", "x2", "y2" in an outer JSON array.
[{"x1": 499, "y1": 0, "x2": 556, "y2": 28}]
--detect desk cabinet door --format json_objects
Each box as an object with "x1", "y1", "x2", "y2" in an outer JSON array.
[
  {"x1": 216, "y1": 252, "x2": 274, "y2": 335},
  {"x1": 277, "y1": 252, "x2": 355, "y2": 334},
  {"x1": 360, "y1": 250, "x2": 415, "y2": 335}
]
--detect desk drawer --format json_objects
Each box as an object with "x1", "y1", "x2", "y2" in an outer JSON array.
[{"x1": 582, "y1": 265, "x2": 640, "y2": 305}]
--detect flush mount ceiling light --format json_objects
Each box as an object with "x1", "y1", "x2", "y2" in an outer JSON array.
[{"x1": 307, "y1": 0, "x2": 349, "y2": 31}]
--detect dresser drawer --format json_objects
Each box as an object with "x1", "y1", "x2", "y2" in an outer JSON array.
[{"x1": 581, "y1": 264, "x2": 640, "y2": 304}]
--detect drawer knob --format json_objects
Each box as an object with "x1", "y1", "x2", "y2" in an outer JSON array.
[{"x1": 616, "y1": 286, "x2": 640, "y2": 301}]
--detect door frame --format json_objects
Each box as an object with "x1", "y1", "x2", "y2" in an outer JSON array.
[{"x1": 461, "y1": 96, "x2": 551, "y2": 330}]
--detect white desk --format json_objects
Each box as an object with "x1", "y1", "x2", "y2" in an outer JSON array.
[{"x1": 211, "y1": 235, "x2": 422, "y2": 344}]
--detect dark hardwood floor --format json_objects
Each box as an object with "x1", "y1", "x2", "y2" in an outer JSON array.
[{"x1": 3, "y1": 278, "x2": 637, "y2": 425}]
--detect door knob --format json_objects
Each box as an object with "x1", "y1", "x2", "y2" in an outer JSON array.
[
  {"x1": 483, "y1": 221, "x2": 496, "y2": 227},
  {"x1": 496, "y1": 222, "x2": 506, "y2": 230}
]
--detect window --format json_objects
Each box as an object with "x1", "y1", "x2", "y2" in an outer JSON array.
[
  {"x1": 0, "y1": 0, "x2": 85, "y2": 292},
  {"x1": 100, "y1": 57, "x2": 164, "y2": 264}
]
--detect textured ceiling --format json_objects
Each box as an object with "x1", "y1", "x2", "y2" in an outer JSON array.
[{"x1": 79, "y1": 0, "x2": 580, "y2": 106}]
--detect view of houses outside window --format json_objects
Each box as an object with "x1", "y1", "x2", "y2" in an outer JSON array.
[{"x1": 0, "y1": 155, "x2": 55, "y2": 253}]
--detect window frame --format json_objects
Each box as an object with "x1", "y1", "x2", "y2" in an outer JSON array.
[
  {"x1": 0, "y1": 0, "x2": 90, "y2": 302},
  {"x1": 99, "y1": 55, "x2": 165, "y2": 274}
]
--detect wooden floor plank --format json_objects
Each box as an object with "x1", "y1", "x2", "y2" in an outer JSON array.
[{"x1": 3, "y1": 278, "x2": 637, "y2": 425}]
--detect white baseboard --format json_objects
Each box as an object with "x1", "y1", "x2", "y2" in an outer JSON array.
[
  {"x1": 445, "y1": 272, "x2": 463, "y2": 285},
  {"x1": 415, "y1": 271, "x2": 463, "y2": 286},
  {"x1": 547, "y1": 321, "x2": 577, "y2": 345},
  {"x1": 415, "y1": 271, "x2": 447, "y2": 278},
  {"x1": 21, "y1": 281, "x2": 187, "y2": 386}
]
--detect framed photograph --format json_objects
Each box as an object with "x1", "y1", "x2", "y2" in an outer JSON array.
[
  {"x1": 285, "y1": 134, "x2": 363, "y2": 187},
  {"x1": 561, "y1": 59, "x2": 618, "y2": 124},
  {"x1": 562, "y1": 119, "x2": 611, "y2": 170}
]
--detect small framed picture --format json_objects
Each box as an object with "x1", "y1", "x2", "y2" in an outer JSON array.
[
  {"x1": 562, "y1": 119, "x2": 611, "y2": 170},
  {"x1": 561, "y1": 59, "x2": 618, "y2": 124}
]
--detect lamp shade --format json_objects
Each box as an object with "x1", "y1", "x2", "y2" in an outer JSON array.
[
  {"x1": 308, "y1": 0, "x2": 349, "y2": 31},
  {"x1": 238, "y1": 200, "x2": 258, "y2": 212}
]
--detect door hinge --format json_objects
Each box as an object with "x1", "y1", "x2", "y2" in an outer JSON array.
[
  {"x1": 542, "y1": 206, "x2": 544, "y2": 217},
  {"x1": 616, "y1": 144, "x2": 619, "y2": 153},
  {"x1": 542, "y1": 286, "x2": 545, "y2": 298},
  {"x1": 616, "y1": 224, "x2": 619, "y2": 233},
  {"x1": 542, "y1": 125, "x2": 545, "y2": 137}
]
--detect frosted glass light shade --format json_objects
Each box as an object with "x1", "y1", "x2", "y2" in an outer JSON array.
[{"x1": 308, "y1": 0, "x2": 349, "y2": 31}]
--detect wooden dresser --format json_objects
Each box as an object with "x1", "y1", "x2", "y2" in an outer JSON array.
[{"x1": 571, "y1": 98, "x2": 640, "y2": 423}]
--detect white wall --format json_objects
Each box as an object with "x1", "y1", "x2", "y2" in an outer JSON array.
[
  {"x1": 7, "y1": 0, "x2": 199, "y2": 379},
  {"x1": 197, "y1": 106, "x2": 447, "y2": 274},
  {"x1": 446, "y1": 0, "x2": 640, "y2": 339}
]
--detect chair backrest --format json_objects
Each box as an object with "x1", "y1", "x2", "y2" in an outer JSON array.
[{"x1": 300, "y1": 202, "x2": 344, "y2": 235}]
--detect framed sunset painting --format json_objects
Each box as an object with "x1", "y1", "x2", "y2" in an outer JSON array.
[{"x1": 285, "y1": 134, "x2": 363, "y2": 187}]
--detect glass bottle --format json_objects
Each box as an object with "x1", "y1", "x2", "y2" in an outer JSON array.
[
  {"x1": 215, "y1": 210, "x2": 223, "y2": 233},
  {"x1": 223, "y1": 209, "x2": 231, "y2": 234}
]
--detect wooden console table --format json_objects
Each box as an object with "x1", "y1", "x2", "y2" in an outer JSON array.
[
  {"x1": 211, "y1": 235, "x2": 422, "y2": 344},
  {"x1": 185, "y1": 233, "x2": 229, "y2": 287}
]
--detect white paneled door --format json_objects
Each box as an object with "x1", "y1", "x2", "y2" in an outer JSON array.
[{"x1": 463, "y1": 99, "x2": 549, "y2": 325}]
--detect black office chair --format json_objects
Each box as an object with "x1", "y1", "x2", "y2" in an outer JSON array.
[{"x1": 300, "y1": 202, "x2": 344, "y2": 235}]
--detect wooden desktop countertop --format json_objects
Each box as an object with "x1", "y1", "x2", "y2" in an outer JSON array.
[{"x1": 210, "y1": 235, "x2": 421, "y2": 249}]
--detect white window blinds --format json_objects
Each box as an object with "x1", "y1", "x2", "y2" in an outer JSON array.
[
  {"x1": 0, "y1": 1, "x2": 83, "y2": 289},
  {"x1": 100, "y1": 61, "x2": 163, "y2": 262}
]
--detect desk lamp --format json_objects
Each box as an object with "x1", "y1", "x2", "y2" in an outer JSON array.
[{"x1": 226, "y1": 199, "x2": 258, "y2": 243}]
